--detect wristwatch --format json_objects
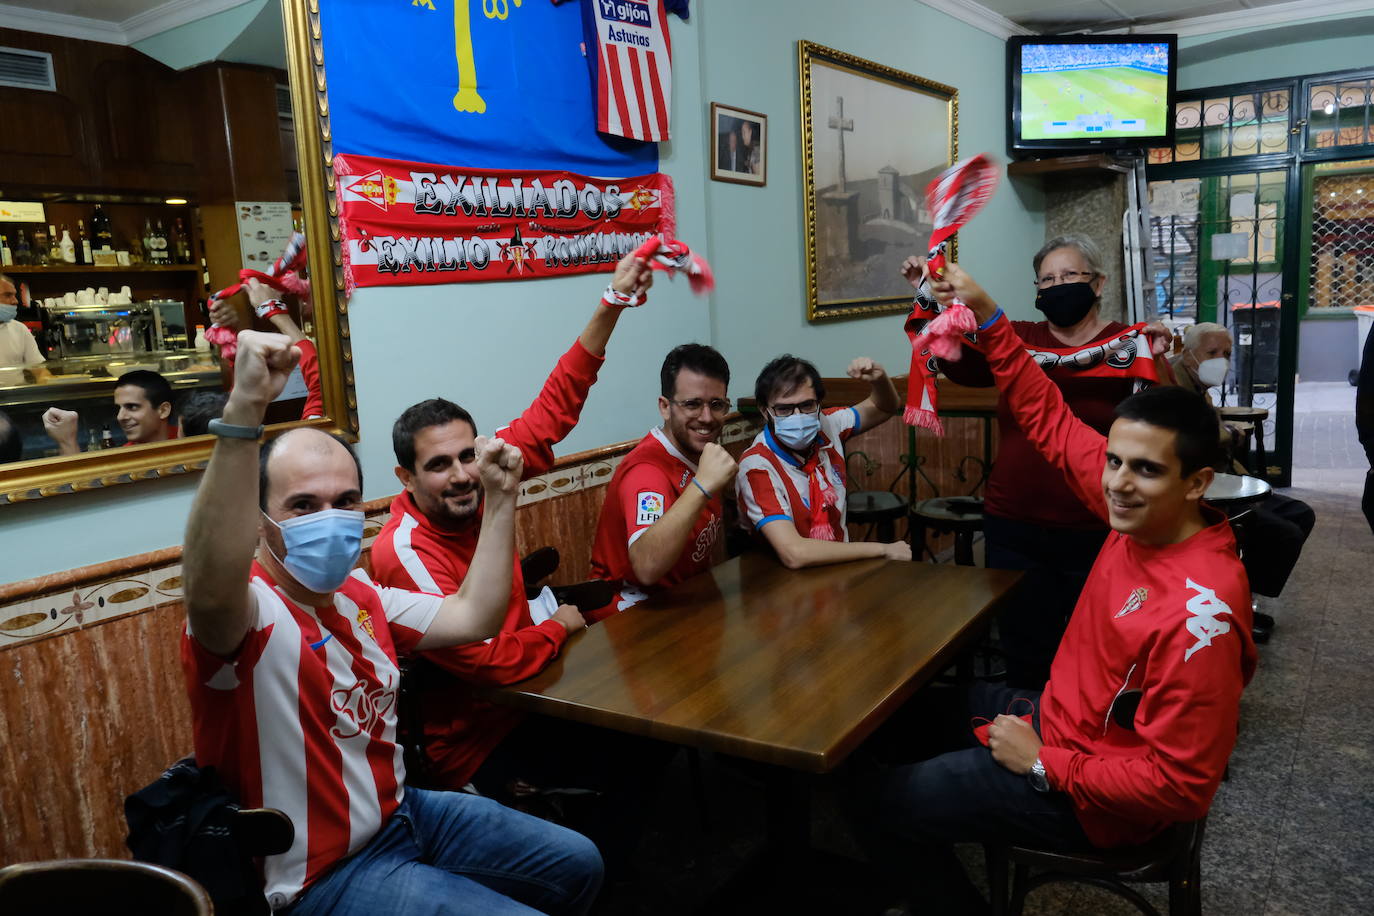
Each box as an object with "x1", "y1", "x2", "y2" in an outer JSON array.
[
  {"x1": 207, "y1": 418, "x2": 265, "y2": 440},
  {"x1": 1028, "y1": 758, "x2": 1050, "y2": 793}
]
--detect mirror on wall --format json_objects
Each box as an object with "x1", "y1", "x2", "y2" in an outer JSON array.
[{"x1": 0, "y1": 0, "x2": 349, "y2": 504}]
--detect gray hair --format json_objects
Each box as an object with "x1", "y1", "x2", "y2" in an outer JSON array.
[
  {"x1": 1182, "y1": 321, "x2": 1229, "y2": 353},
  {"x1": 1032, "y1": 234, "x2": 1106, "y2": 277}
]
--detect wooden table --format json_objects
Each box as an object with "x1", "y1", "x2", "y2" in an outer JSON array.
[{"x1": 491, "y1": 553, "x2": 1022, "y2": 774}]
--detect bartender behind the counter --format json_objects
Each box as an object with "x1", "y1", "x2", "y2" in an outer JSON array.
[
  {"x1": 0, "y1": 274, "x2": 50, "y2": 383},
  {"x1": 44, "y1": 369, "x2": 178, "y2": 455}
]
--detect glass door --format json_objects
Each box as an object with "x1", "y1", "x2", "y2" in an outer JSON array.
[{"x1": 1147, "y1": 84, "x2": 1299, "y2": 484}]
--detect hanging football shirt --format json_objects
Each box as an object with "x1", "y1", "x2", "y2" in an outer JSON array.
[
  {"x1": 319, "y1": 0, "x2": 658, "y2": 175},
  {"x1": 580, "y1": 0, "x2": 690, "y2": 142}
]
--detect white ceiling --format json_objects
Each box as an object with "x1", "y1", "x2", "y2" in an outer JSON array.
[
  {"x1": 0, "y1": 0, "x2": 1370, "y2": 61},
  {"x1": 972, "y1": 0, "x2": 1304, "y2": 34}
]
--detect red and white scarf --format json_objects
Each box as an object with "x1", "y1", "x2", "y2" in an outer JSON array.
[
  {"x1": 802, "y1": 449, "x2": 841, "y2": 541},
  {"x1": 904, "y1": 154, "x2": 999, "y2": 434},
  {"x1": 204, "y1": 232, "x2": 310, "y2": 360}
]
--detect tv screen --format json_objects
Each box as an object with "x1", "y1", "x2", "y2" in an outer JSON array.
[{"x1": 1008, "y1": 35, "x2": 1177, "y2": 155}]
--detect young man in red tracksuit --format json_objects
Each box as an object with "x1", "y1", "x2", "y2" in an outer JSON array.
[
  {"x1": 369, "y1": 254, "x2": 664, "y2": 875},
  {"x1": 855, "y1": 261, "x2": 1257, "y2": 914}
]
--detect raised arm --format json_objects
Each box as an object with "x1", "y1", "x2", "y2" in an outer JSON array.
[
  {"x1": 847, "y1": 357, "x2": 901, "y2": 431},
  {"x1": 495, "y1": 253, "x2": 653, "y2": 475},
  {"x1": 183, "y1": 331, "x2": 301, "y2": 656},
  {"x1": 932, "y1": 263, "x2": 1109, "y2": 520},
  {"x1": 414, "y1": 435, "x2": 525, "y2": 649},
  {"x1": 901, "y1": 254, "x2": 994, "y2": 387},
  {"x1": 627, "y1": 442, "x2": 735, "y2": 585}
]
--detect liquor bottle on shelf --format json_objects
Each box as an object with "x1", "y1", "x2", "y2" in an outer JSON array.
[
  {"x1": 77, "y1": 220, "x2": 92, "y2": 264},
  {"x1": 172, "y1": 218, "x2": 191, "y2": 264},
  {"x1": 101, "y1": 425, "x2": 113, "y2": 449},
  {"x1": 155, "y1": 220, "x2": 171, "y2": 265},
  {"x1": 141, "y1": 218, "x2": 155, "y2": 265},
  {"x1": 87, "y1": 427, "x2": 100, "y2": 452},
  {"x1": 91, "y1": 204, "x2": 114, "y2": 251},
  {"x1": 58, "y1": 225, "x2": 76, "y2": 264},
  {"x1": 13, "y1": 231, "x2": 31, "y2": 266},
  {"x1": 200, "y1": 256, "x2": 210, "y2": 287},
  {"x1": 33, "y1": 224, "x2": 51, "y2": 266},
  {"x1": 0, "y1": 235, "x2": 11, "y2": 267}
]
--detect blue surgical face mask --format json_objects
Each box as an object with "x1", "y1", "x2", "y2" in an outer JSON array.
[
  {"x1": 772, "y1": 411, "x2": 821, "y2": 451},
  {"x1": 0, "y1": 304, "x2": 17, "y2": 323},
  {"x1": 263, "y1": 508, "x2": 364, "y2": 593}
]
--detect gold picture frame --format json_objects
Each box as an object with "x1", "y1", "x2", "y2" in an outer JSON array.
[
  {"x1": 798, "y1": 41, "x2": 958, "y2": 322},
  {"x1": 0, "y1": 0, "x2": 355, "y2": 505}
]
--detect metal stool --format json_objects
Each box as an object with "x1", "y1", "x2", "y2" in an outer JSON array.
[
  {"x1": 910, "y1": 496, "x2": 984, "y2": 566},
  {"x1": 845, "y1": 490, "x2": 907, "y2": 542},
  {"x1": 987, "y1": 818, "x2": 1207, "y2": 916}
]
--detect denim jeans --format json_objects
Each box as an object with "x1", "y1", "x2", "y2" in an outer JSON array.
[{"x1": 284, "y1": 787, "x2": 603, "y2": 916}]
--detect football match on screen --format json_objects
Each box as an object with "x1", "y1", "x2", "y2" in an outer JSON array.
[{"x1": 1019, "y1": 42, "x2": 1170, "y2": 140}]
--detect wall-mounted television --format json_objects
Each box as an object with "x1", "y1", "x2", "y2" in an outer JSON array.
[{"x1": 1007, "y1": 34, "x2": 1177, "y2": 157}]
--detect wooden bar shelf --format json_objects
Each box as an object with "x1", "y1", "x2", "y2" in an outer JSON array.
[{"x1": 2, "y1": 265, "x2": 199, "y2": 274}]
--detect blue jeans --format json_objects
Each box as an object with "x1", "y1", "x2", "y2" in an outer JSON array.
[{"x1": 285, "y1": 788, "x2": 603, "y2": 916}]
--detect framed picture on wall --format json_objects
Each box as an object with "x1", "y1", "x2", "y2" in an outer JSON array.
[
  {"x1": 711, "y1": 103, "x2": 768, "y2": 186},
  {"x1": 798, "y1": 41, "x2": 958, "y2": 322}
]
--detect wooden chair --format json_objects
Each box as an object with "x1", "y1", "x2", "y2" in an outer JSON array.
[
  {"x1": 0, "y1": 859, "x2": 213, "y2": 916},
  {"x1": 986, "y1": 817, "x2": 1208, "y2": 916}
]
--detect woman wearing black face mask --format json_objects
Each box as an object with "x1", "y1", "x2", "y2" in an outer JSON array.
[{"x1": 917, "y1": 235, "x2": 1138, "y2": 689}]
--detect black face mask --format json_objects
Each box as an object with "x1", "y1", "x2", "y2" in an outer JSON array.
[{"x1": 1035, "y1": 281, "x2": 1098, "y2": 328}]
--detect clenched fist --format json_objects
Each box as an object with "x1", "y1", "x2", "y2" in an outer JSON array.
[
  {"x1": 695, "y1": 442, "x2": 738, "y2": 496},
  {"x1": 475, "y1": 435, "x2": 524, "y2": 499}
]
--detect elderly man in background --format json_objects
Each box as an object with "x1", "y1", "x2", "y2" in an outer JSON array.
[
  {"x1": 1172, "y1": 321, "x2": 1314, "y2": 642},
  {"x1": 0, "y1": 274, "x2": 50, "y2": 383}
]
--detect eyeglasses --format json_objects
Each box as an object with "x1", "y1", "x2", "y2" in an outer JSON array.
[
  {"x1": 1034, "y1": 270, "x2": 1096, "y2": 289},
  {"x1": 668, "y1": 397, "x2": 732, "y2": 416},
  {"x1": 768, "y1": 399, "x2": 820, "y2": 418}
]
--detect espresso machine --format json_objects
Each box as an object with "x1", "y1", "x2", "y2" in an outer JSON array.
[{"x1": 40, "y1": 299, "x2": 189, "y2": 359}]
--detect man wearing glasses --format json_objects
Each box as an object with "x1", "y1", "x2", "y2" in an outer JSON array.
[
  {"x1": 736, "y1": 354, "x2": 909, "y2": 567},
  {"x1": 588, "y1": 344, "x2": 737, "y2": 621}
]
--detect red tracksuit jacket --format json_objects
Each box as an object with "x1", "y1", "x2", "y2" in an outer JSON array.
[
  {"x1": 370, "y1": 339, "x2": 603, "y2": 786},
  {"x1": 977, "y1": 313, "x2": 1257, "y2": 847}
]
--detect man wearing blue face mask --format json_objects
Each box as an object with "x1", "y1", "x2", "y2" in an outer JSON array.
[
  {"x1": 179, "y1": 330, "x2": 603, "y2": 916},
  {"x1": 0, "y1": 274, "x2": 49, "y2": 382},
  {"x1": 736, "y1": 354, "x2": 911, "y2": 568}
]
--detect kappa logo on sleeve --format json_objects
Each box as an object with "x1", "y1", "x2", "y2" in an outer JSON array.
[
  {"x1": 1182, "y1": 578, "x2": 1233, "y2": 661},
  {"x1": 637, "y1": 491, "x2": 665, "y2": 526}
]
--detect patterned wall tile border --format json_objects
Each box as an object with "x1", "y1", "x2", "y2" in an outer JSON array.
[{"x1": 0, "y1": 420, "x2": 762, "y2": 652}]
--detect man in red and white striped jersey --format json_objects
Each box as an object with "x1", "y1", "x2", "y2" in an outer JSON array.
[
  {"x1": 736, "y1": 353, "x2": 909, "y2": 568},
  {"x1": 180, "y1": 331, "x2": 602, "y2": 915}
]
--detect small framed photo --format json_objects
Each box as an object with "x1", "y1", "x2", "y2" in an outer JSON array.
[{"x1": 711, "y1": 103, "x2": 767, "y2": 186}]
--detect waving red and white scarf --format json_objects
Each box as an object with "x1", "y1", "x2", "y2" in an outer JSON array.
[{"x1": 904, "y1": 154, "x2": 1000, "y2": 433}]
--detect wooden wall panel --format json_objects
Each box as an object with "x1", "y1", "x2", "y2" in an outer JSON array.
[{"x1": 0, "y1": 602, "x2": 192, "y2": 863}]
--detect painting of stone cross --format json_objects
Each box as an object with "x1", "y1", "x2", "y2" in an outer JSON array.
[{"x1": 800, "y1": 42, "x2": 958, "y2": 321}]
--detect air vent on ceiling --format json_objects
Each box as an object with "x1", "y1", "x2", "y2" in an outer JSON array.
[
  {"x1": 276, "y1": 83, "x2": 294, "y2": 123},
  {"x1": 0, "y1": 46, "x2": 56, "y2": 92}
]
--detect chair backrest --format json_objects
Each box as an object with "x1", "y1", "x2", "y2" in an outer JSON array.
[{"x1": 0, "y1": 859, "x2": 213, "y2": 916}]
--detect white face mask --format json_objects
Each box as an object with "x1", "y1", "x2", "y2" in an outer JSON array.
[{"x1": 1197, "y1": 357, "x2": 1228, "y2": 388}]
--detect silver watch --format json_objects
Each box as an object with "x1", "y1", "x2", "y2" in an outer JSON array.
[{"x1": 1028, "y1": 758, "x2": 1049, "y2": 793}]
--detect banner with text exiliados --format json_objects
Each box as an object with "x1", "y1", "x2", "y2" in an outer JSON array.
[{"x1": 334, "y1": 153, "x2": 676, "y2": 292}]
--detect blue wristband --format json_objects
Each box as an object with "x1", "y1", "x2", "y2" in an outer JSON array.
[
  {"x1": 977, "y1": 308, "x2": 1004, "y2": 331},
  {"x1": 691, "y1": 477, "x2": 713, "y2": 499}
]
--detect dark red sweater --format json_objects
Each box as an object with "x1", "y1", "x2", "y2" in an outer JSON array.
[{"x1": 942, "y1": 318, "x2": 1133, "y2": 528}]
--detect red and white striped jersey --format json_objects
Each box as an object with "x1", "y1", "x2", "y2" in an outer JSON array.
[
  {"x1": 180, "y1": 563, "x2": 443, "y2": 908},
  {"x1": 736, "y1": 407, "x2": 860, "y2": 540},
  {"x1": 586, "y1": 0, "x2": 686, "y2": 142}
]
